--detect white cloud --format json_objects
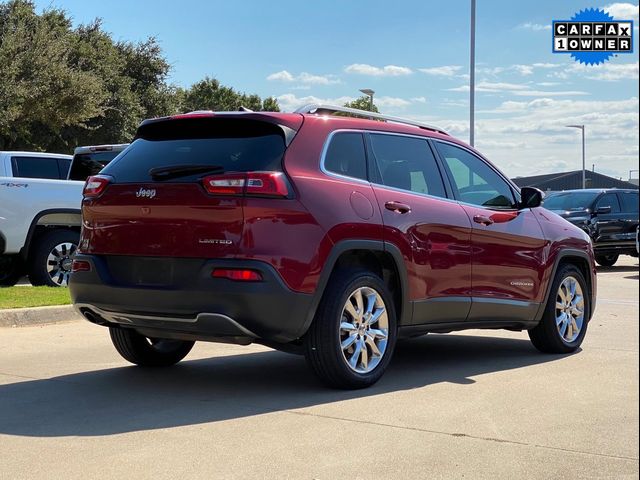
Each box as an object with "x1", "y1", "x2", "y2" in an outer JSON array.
[
  {"x1": 344, "y1": 63, "x2": 413, "y2": 76},
  {"x1": 266, "y1": 70, "x2": 340, "y2": 85},
  {"x1": 418, "y1": 65, "x2": 463, "y2": 76},
  {"x1": 518, "y1": 22, "x2": 551, "y2": 31},
  {"x1": 604, "y1": 2, "x2": 639, "y2": 21},
  {"x1": 410, "y1": 96, "x2": 427, "y2": 104},
  {"x1": 375, "y1": 96, "x2": 412, "y2": 108},
  {"x1": 275, "y1": 93, "x2": 354, "y2": 112},
  {"x1": 549, "y1": 62, "x2": 639, "y2": 81}
]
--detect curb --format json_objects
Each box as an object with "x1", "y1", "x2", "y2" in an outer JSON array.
[{"x1": 0, "y1": 305, "x2": 81, "y2": 328}]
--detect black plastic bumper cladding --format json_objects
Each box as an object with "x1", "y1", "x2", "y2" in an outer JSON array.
[{"x1": 69, "y1": 255, "x2": 312, "y2": 343}]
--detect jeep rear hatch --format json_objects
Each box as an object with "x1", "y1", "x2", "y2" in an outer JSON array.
[{"x1": 80, "y1": 114, "x2": 300, "y2": 259}]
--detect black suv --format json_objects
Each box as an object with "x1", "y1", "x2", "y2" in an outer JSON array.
[{"x1": 544, "y1": 189, "x2": 639, "y2": 266}]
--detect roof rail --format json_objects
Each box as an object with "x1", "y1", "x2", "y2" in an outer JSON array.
[{"x1": 294, "y1": 104, "x2": 448, "y2": 135}]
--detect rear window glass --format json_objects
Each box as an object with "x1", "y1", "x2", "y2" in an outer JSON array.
[
  {"x1": 68, "y1": 151, "x2": 122, "y2": 181},
  {"x1": 618, "y1": 191, "x2": 639, "y2": 213},
  {"x1": 324, "y1": 132, "x2": 367, "y2": 181},
  {"x1": 102, "y1": 118, "x2": 285, "y2": 183}
]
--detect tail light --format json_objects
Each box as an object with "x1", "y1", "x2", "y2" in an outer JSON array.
[
  {"x1": 202, "y1": 172, "x2": 289, "y2": 197},
  {"x1": 83, "y1": 175, "x2": 112, "y2": 198},
  {"x1": 212, "y1": 268, "x2": 263, "y2": 281}
]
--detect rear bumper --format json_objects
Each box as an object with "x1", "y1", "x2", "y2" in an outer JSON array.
[{"x1": 69, "y1": 254, "x2": 312, "y2": 343}]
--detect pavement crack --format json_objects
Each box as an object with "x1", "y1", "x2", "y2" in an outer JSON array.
[{"x1": 284, "y1": 409, "x2": 639, "y2": 462}]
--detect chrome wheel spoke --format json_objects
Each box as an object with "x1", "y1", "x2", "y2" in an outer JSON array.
[
  {"x1": 349, "y1": 339, "x2": 363, "y2": 369},
  {"x1": 368, "y1": 328, "x2": 388, "y2": 340},
  {"x1": 340, "y1": 321, "x2": 357, "y2": 332},
  {"x1": 360, "y1": 339, "x2": 369, "y2": 370},
  {"x1": 365, "y1": 334, "x2": 382, "y2": 357},
  {"x1": 341, "y1": 333, "x2": 358, "y2": 350},
  {"x1": 364, "y1": 293, "x2": 376, "y2": 316},
  {"x1": 354, "y1": 289, "x2": 364, "y2": 317},
  {"x1": 344, "y1": 301, "x2": 358, "y2": 321}
]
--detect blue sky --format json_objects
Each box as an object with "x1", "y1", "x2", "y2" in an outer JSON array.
[{"x1": 36, "y1": 0, "x2": 639, "y2": 180}]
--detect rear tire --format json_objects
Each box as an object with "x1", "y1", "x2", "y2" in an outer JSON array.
[
  {"x1": 595, "y1": 254, "x2": 618, "y2": 267},
  {"x1": 304, "y1": 269, "x2": 397, "y2": 389},
  {"x1": 0, "y1": 255, "x2": 23, "y2": 287},
  {"x1": 28, "y1": 229, "x2": 79, "y2": 287},
  {"x1": 528, "y1": 264, "x2": 589, "y2": 354},
  {"x1": 109, "y1": 327, "x2": 195, "y2": 367}
]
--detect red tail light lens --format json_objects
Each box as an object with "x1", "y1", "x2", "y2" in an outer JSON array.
[
  {"x1": 71, "y1": 260, "x2": 91, "y2": 272},
  {"x1": 83, "y1": 175, "x2": 112, "y2": 198},
  {"x1": 202, "y1": 172, "x2": 289, "y2": 197},
  {"x1": 211, "y1": 268, "x2": 263, "y2": 281}
]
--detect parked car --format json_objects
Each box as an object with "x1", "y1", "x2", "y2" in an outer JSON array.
[
  {"x1": 0, "y1": 151, "x2": 72, "y2": 180},
  {"x1": 543, "y1": 189, "x2": 639, "y2": 266},
  {"x1": 67, "y1": 144, "x2": 129, "y2": 181},
  {"x1": 70, "y1": 105, "x2": 597, "y2": 389},
  {"x1": 0, "y1": 145, "x2": 126, "y2": 287}
]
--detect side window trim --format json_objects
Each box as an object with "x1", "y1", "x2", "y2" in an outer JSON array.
[
  {"x1": 364, "y1": 131, "x2": 451, "y2": 200},
  {"x1": 432, "y1": 139, "x2": 518, "y2": 211}
]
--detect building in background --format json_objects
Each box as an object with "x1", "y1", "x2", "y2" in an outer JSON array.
[{"x1": 512, "y1": 170, "x2": 639, "y2": 192}]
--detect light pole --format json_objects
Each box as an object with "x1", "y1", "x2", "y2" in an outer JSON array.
[
  {"x1": 469, "y1": 0, "x2": 476, "y2": 147},
  {"x1": 359, "y1": 88, "x2": 375, "y2": 112},
  {"x1": 566, "y1": 125, "x2": 586, "y2": 189}
]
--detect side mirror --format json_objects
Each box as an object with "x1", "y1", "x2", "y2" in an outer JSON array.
[
  {"x1": 595, "y1": 205, "x2": 612, "y2": 214},
  {"x1": 519, "y1": 186, "x2": 544, "y2": 209}
]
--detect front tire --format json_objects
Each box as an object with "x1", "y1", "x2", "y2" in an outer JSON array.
[
  {"x1": 528, "y1": 265, "x2": 589, "y2": 354},
  {"x1": 109, "y1": 327, "x2": 195, "y2": 367},
  {"x1": 304, "y1": 269, "x2": 397, "y2": 389},
  {"x1": 595, "y1": 254, "x2": 618, "y2": 267}
]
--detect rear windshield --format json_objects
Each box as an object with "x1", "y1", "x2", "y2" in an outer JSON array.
[
  {"x1": 101, "y1": 118, "x2": 285, "y2": 183},
  {"x1": 543, "y1": 192, "x2": 599, "y2": 211},
  {"x1": 68, "y1": 151, "x2": 122, "y2": 181}
]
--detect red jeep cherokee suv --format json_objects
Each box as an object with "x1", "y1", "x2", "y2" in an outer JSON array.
[{"x1": 70, "y1": 105, "x2": 597, "y2": 389}]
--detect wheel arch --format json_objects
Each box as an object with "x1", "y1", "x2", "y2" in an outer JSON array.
[
  {"x1": 536, "y1": 248, "x2": 595, "y2": 322},
  {"x1": 20, "y1": 209, "x2": 81, "y2": 260},
  {"x1": 297, "y1": 240, "x2": 411, "y2": 338}
]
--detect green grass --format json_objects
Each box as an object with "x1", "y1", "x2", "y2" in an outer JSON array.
[{"x1": 0, "y1": 286, "x2": 71, "y2": 309}]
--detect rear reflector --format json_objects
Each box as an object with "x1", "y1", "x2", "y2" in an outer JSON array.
[
  {"x1": 211, "y1": 268, "x2": 263, "y2": 281},
  {"x1": 71, "y1": 260, "x2": 91, "y2": 272},
  {"x1": 202, "y1": 172, "x2": 289, "y2": 197},
  {"x1": 83, "y1": 175, "x2": 112, "y2": 198}
]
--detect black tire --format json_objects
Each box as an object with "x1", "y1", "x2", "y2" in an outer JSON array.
[
  {"x1": 0, "y1": 255, "x2": 23, "y2": 287},
  {"x1": 304, "y1": 269, "x2": 397, "y2": 389},
  {"x1": 28, "y1": 229, "x2": 79, "y2": 287},
  {"x1": 109, "y1": 327, "x2": 195, "y2": 367},
  {"x1": 595, "y1": 254, "x2": 618, "y2": 267},
  {"x1": 528, "y1": 264, "x2": 590, "y2": 354}
]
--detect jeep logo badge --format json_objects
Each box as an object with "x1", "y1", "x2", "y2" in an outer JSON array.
[{"x1": 135, "y1": 188, "x2": 156, "y2": 199}]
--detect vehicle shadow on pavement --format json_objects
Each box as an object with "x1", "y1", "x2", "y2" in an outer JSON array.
[
  {"x1": 0, "y1": 334, "x2": 568, "y2": 437},
  {"x1": 596, "y1": 265, "x2": 639, "y2": 274}
]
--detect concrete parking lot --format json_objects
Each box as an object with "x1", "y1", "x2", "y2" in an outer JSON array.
[{"x1": 1, "y1": 258, "x2": 638, "y2": 479}]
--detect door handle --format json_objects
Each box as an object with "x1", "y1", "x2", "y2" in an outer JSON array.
[
  {"x1": 473, "y1": 214, "x2": 494, "y2": 226},
  {"x1": 385, "y1": 201, "x2": 411, "y2": 214}
]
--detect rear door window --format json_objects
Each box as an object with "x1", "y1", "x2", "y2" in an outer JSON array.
[
  {"x1": 57, "y1": 158, "x2": 71, "y2": 179},
  {"x1": 103, "y1": 118, "x2": 286, "y2": 183},
  {"x1": 617, "y1": 191, "x2": 639, "y2": 213},
  {"x1": 595, "y1": 193, "x2": 621, "y2": 213},
  {"x1": 324, "y1": 132, "x2": 367, "y2": 181},
  {"x1": 369, "y1": 133, "x2": 446, "y2": 198},
  {"x1": 11, "y1": 156, "x2": 62, "y2": 179}
]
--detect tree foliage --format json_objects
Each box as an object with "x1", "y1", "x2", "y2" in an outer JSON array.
[
  {"x1": 0, "y1": 0, "x2": 279, "y2": 153},
  {"x1": 344, "y1": 95, "x2": 379, "y2": 113}
]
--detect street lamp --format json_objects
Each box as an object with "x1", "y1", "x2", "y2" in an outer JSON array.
[
  {"x1": 359, "y1": 89, "x2": 375, "y2": 111},
  {"x1": 566, "y1": 124, "x2": 586, "y2": 189}
]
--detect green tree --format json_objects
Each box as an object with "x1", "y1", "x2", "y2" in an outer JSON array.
[
  {"x1": 0, "y1": 0, "x2": 279, "y2": 153},
  {"x1": 181, "y1": 77, "x2": 279, "y2": 112},
  {"x1": 344, "y1": 95, "x2": 379, "y2": 113}
]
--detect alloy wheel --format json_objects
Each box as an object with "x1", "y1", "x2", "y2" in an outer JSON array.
[
  {"x1": 46, "y1": 242, "x2": 77, "y2": 286},
  {"x1": 339, "y1": 286, "x2": 389, "y2": 374},
  {"x1": 555, "y1": 276, "x2": 585, "y2": 343}
]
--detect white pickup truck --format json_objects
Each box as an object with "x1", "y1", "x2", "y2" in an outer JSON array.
[{"x1": 0, "y1": 146, "x2": 126, "y2": 287}]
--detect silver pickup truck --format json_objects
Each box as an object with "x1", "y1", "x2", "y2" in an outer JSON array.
[{"x1": 0, "y1": 146, "x2": 127, "y2": 287}]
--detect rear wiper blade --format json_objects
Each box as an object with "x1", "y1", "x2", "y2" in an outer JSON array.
[{"x1": 149, "y1": 164, "x2": 224, "y2": 180}]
